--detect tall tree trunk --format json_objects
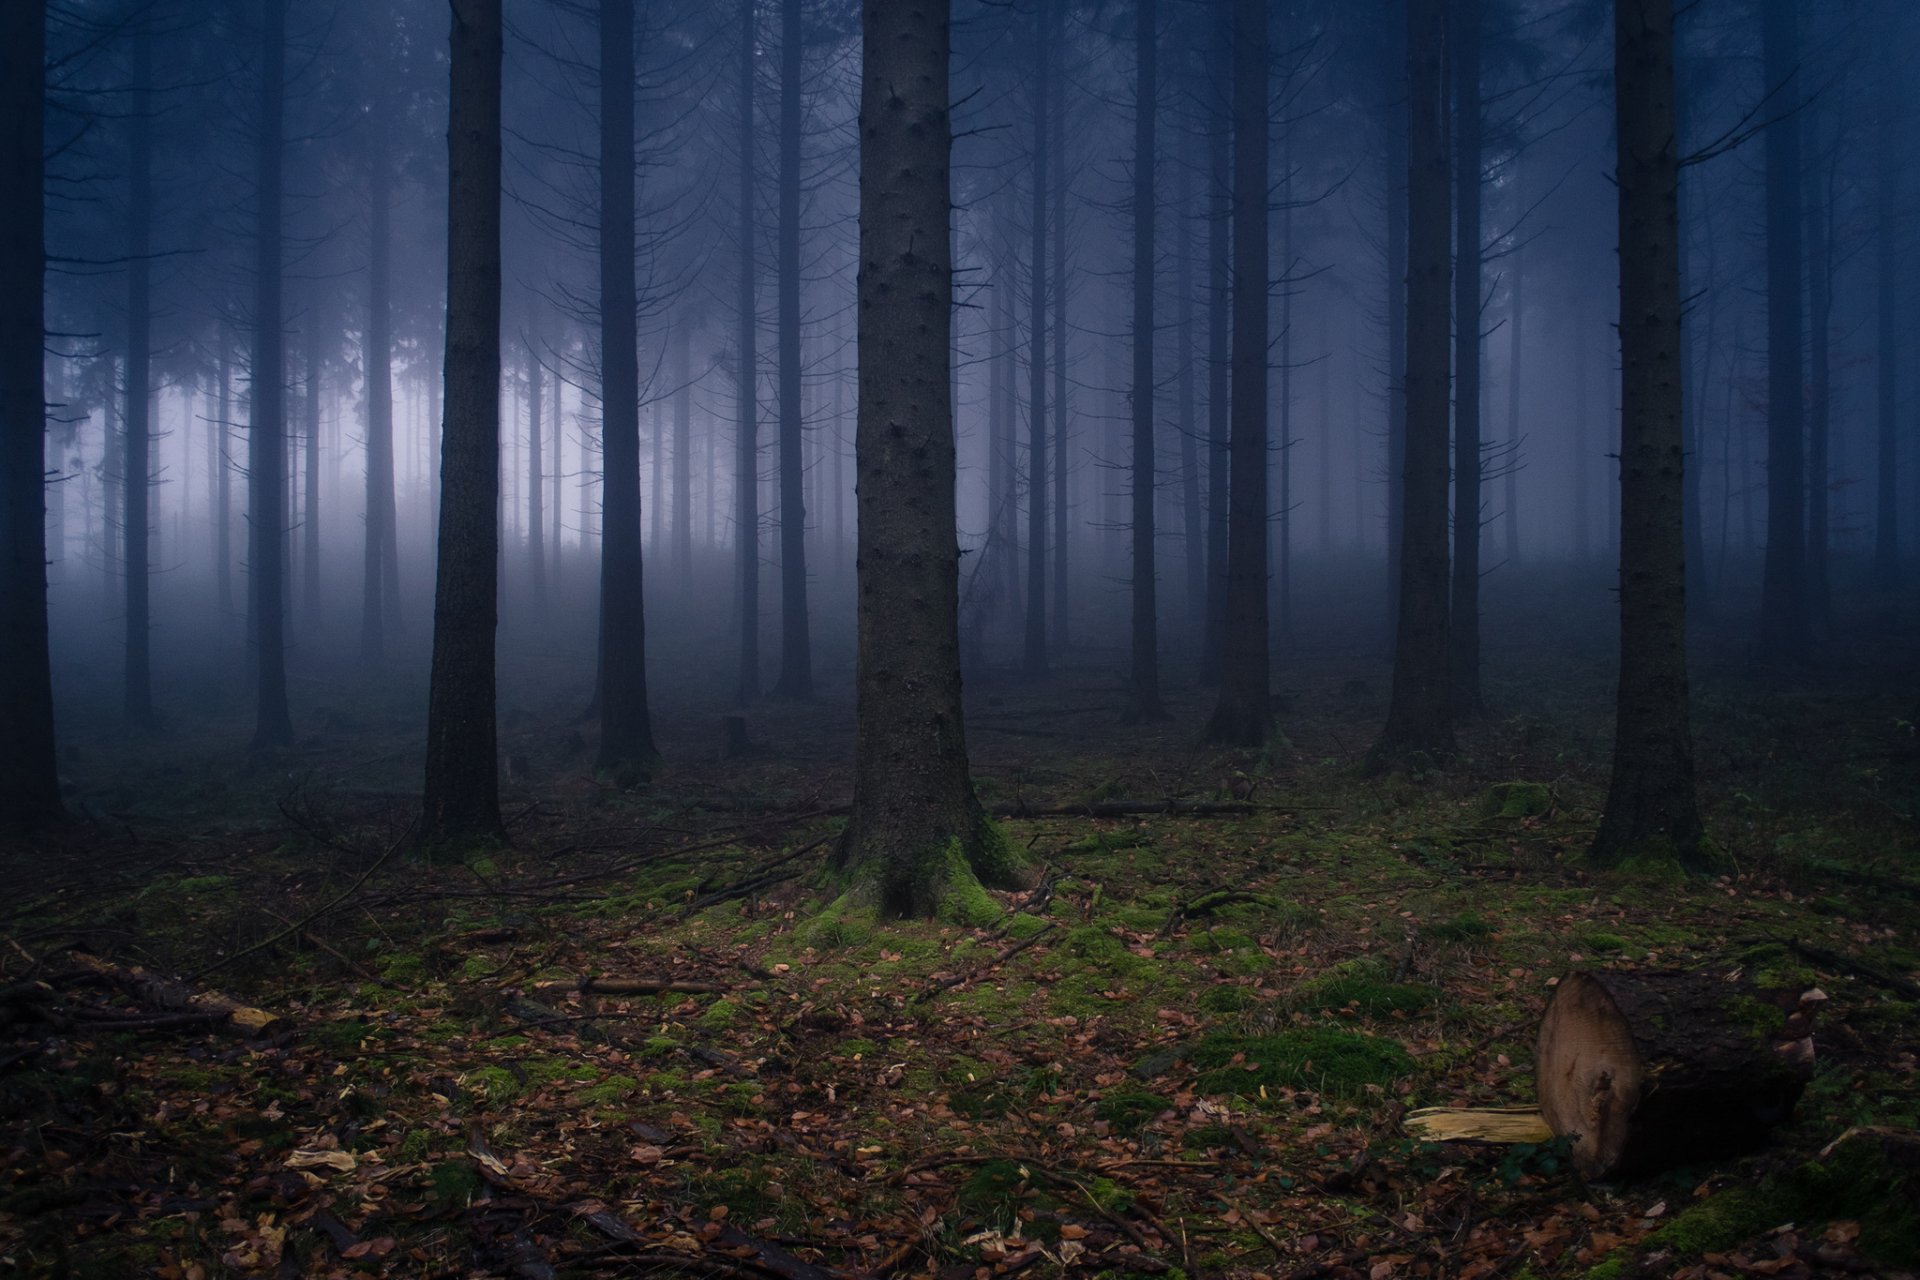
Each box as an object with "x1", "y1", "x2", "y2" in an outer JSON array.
[
  {"x1": 421, "y1": 0, "x2": 504, "y2": 843},
  {"x1": 1592, "y1": 0, "x2": 1704, "y2": 869},
  {"x1": 303, "y1": 312, "x2": 322, "y2": 627},
  {"x1": 1177, "y1": 150, "x2": 1203, "y2": 632},
  {"x1": 1874, "y1": 24, "x2": 1899, "y2": 589},
  {"x1": 988, "y1": 273, "x2": 1008, "y2": 607},
  {"x1": 773, "y1": 0, "x2": 812, "y2": 697},
  {"x1": 250, "y1": 0, "x2": 293, "y2": 749},
  {"x1": 1049, "y1": 0, "x2": 1068, "y2": 654},
  {"x1": 527, "y1": 338, "x2": 545, "y2": 602},
  {"x1": 596, "y1": 0, "x2": 658, "y2": 769},
  {"x1": 1276, "y1": 132, "x2": 1293, "y2": 645},
  {"x1": 362, "y1": 112, "x2": 399, "y2": 663},
  {"x1": 102, "y1": 357, "x2": 121, "y2": 618},
  {"x1": 736, "y1": 0, "x2": 761, "y2": 703},
  {"x1": 218, "y1": 333, "x2": 233, "y2": 618},
  {"x1": 1203, "y1": 0, "x2": 1269, "y2": 746},
  {"x1": 1807, "y1": 129, "x2": 1834, "y2": 631},
  {"x1": 0, "y1": 0, "x2": 62, "y2": 826},
  {"x1": 552, "y1": 346, "x2": 563, "y2": 583},
  {"x1": 1575, "y1": 316, "x2": 1592, "y2": 559},
  {"x1": 1504, "y1": 231, "x2": 1523, "y2": 566},
  {"x1": 1758, "y1": 0, "x2": 1808, "y2": 663},
  {"x1": 1202, "y1": 9, "x2": 1229, "y2": 683},
  {"x1": 999, "y1": 250, "x2": 1021, "y2": 610},
  {"x1": 1449, "y1": 0, "x2": 1483, "y2": 716},
  {"x1": 1368, "y1": 0, "x2": 1453, "y2": 772},
  {"x1": 673, "y1": 319, "x2": 691, "y2": 589},
  {"x1": 1124, "y1": 0, "x2": 1163, "y2": 722},
  {"x1": 1384, "y1": 5, "x2": 1408, "y2": 644},
  {"x1": 836, "y1": 0, "x2": 1005, "y2": 915},
  {"x1": 1023, "y1": 0, "x2": 1049, "y2": 679},
  {"x1": 124, "y1": 15, "x2": 155, "y2": 724}
]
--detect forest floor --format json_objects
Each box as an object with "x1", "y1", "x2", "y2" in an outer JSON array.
[{"x1": 3, "y1": 615, "x2": 1919, "y2": 1280}]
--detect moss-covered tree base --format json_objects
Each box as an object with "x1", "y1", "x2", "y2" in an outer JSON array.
[{"x1": 832, "y1": 809, "x2": 1027, "y2": 924}]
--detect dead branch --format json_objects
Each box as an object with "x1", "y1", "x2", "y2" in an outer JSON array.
[{"x1": 913, "y1": 923, "x2": 1058, "y2": 1004}]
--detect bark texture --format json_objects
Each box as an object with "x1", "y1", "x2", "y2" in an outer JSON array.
[
  {"x1": 1448, "y1": 0, "x2": 1483, "y2": 717},
  {"x1": 1124, "y1": 0, "x2": 1164, "y2": 723},
  {"x1": 1203, "y1": 0, "x2": 1269, "y2": 746},
  {"x1": 124, "y1": 17, "x2": 155, "y2": 724},
  {"x1": 362, "y1": 108, "x2": 400, "y2": 663},
  {"x1": 595, "y1": 0, "x2": 658, "y2": 770},
  {"x1": 1023, "y1": 0, "x2": 1049, "y2": 680},
  {"x1": 0, "y1": 0, "x2": 63, "y2": 826},
  {"x1": 1368, "y1": 0, "x2": 1453, "y2": 772},
  {"x1": 837, "y1": 0, "x2": 1003, "y2": 917},
  {"x1": 250, "y1": 0, "x2": 293, "y2": 750},
  {"x1": 1591, "y1": 0, "x2": 1704, "y2": 869},
  {"x1": 421, "y1": 0, "x2": 504, "y2": 844},
  {"x1": 735, "y1": 0, "x2": 761, "y2": 703},
  {"x1": 772, "y1": 0, "x2": 812, "y2": 698},
  {"x1": 1537, "y1": 969, "x2": 1814, "y2": 1179}
]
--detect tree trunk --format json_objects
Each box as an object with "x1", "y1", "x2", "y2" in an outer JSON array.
[
  {"x1": 1202, "y1": 10, "x2": 1229, "y2": 684},
  {"x1": 1807, "y1": 128, "x2": 1834, "y2": 632},
  {"x1": 1275, "y1": 132, "x2": 1293, "y2": 646},
  {"x1": 1590, "y1": 0, "x2": 1704, "y2": 870},
  {"x1": 595, "y1": 0, "x2": 658, "y2": 771},
  {"x1": 1368, "y1": 0, "x2": 1452, "y2": 773},
  {"x1": 1177, "y1": 156, "x2": 1203, "y2": 634},
  {"x1": 302, "y1": 312, "x2": 322, "y2": 628},
  {"x1": 1504, "y1": 225, "x2": 1523, "y2": 567},
  {"x1": 362, "y1": 110, "x2": 399, "y2": 664},
  {"x1": 1384, "y1": 10, "x2": 1408, "y2": 645},
  {"x1": 1874, "y1": 24, "x2": 1899, "y2": 590},
  {"x1": 1449, "y1": 0, "x2": 1483, "y2": 717},
  {"x1": 1050, "y1": 0, "x2": 1068, "y2": 656},
  {"x1": 251, "y1": 0, "x2": 293, "y2": 750},
  {"x1": 1023, "y1": 0, "x2": 1049, "y2": 680},
  {"x1": 1124, "y1": 0, "x2": 1164, "y2": 723},
  {"x1": 772, "y1": 0, "x2": 812, "y2": 698},
  {"x1": 527, "y1": 338, "x2": 545, "y2": 603},
  {"x1": 217, "y1": 333, "x2": 233, "y2": 619},
  {"x1": 125, "y1": 17, "x2": 155, "y2": 725},
  {"x1": 1536, "y1": 969, "x2": 1814, "y2": 1179},
  {"x1": 1759, "y1": 0, "x2": 1808, "y2": 664},
  {"x1": 736, "y1": 0, "x2": 761, "y2": 704},
  {"x1": 421, "y1": 0, "x2": 503, "y2": 844},
  {"x1": 0, "y1": 0, "x2": 63, "y2": 826},
  {"x1": 673, "y1": 319, "x2": 691, "y2": 590},
  {"x1": 103, "y1": 357, "x2": 121, "y2": 619},
  {"x1": 1203, "y1": 0, "x2": 1269, "y2": 747},
  {"x1": 837, "y1": 0, "x2": 1005, "y2": 917}
]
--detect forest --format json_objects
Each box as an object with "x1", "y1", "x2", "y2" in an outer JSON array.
[{"x1": 1, "y1": 0, "x2": 1918, "y2": 1275}]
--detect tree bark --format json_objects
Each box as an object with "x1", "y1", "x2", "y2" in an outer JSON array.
[
  {"x1": 250, "y1": 0, "x2": 293, "y2": 750},
  {"x1": 1201, "y1": 8, "x2": 1230, "y2": 683},
  {"x1": 1202, "y1": 0, "x2": 1269, "y2": 746},
  {"x1": 362, "y1": 110, "x2": 399, "y2": 664},
  {"x1": 527, "y1": 338, "x2": 545, "y2": 603},
  {"x1": 1449, "y1": 0, "x2": 1483, "y2": 717},
  {"x1": 1023, "y1": 0, "x2": 1049, "y2": 680},
  {"x1": 673, "y1": 319, "x2": 692, "y2": 590},
  {"x1": 302, "y1": 311, "x2": 322, "y2": 628},
  {"x1": 1124, "y1": 0, "x2": 1164, "y2": 723},
  {"x1": 421, "y1": 0, "x2": 504, "y2": 844},
  {"x1": 124, "y1": 16, "x2": 156, "y2": 725},
  {"x1": 1049, "y1": 0, "x2": 1068, "y2": 655},
  {"x1": 837, "y1": 0, "x2": 1003, "y2": 916},
  {"x1": 1176, "y1": 155, "x2": 1202, "y2": 634},
  {"x1": 595, "y1": 0, "x2": 658, "y2": 770},
  {"x1": 1590, "y1": 0, "x2": 1704, "y2": 870},
  {"x1": 736, "y1": 0, "x2": 761, "y2": 703},
  {"x1": 1874, "y1": 25, "x2": 1899, "y2": 590},
  {"x1": 1503, "y1": 217, "x2": 1523, "y2": 567},
  {"x1": 772, "y1": 0, "x2": 812, "y2": 698},
  {"x1": 1368, "y1": 0, "x2": 1453, "y2": 773},
  {"x1": 1758, "y1": 0, "x2": 1809, "y2": 664},
  {"x1": 0, "y1": 0, "x2": 63, "y2": 826},
  {"x1": 1807, "y1": 128, "x2": 1835, "y2": 632},
  {"x1": 1537, "y1": 969, "x2": 1813, "y2": 1179},
  {"x1": 1383, "y1": 8, "x2": 1408, "y2": 645}
]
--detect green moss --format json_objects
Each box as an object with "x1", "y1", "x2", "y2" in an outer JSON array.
[
  {"x1": 310, "y1": 1015, "x2": 376, "y2": 1052},
  {"x1": 700, "y1": 998, "x2": 740, "y2": 1030},
  {"x1": 1006, "y1": 912, "x2": 1053, "y2": 940},
  {"x1": 1293, "y1": 958, "x2": 1431, "y2": 1016},
  {"x1": 955, "y1": 1158, "x2": 1039, "y2": 1229},
  {"x1": 396, "y1": 1128, "x2": 434, "y2": 1162},
  {"x1": 1189, "y1": 1028, "x2": 1412, "y2": 1099},
  {"x1": 463, "y1": 1065, "x2": 523, "y2": 1104},
  {"x1": 937, "y1": 840, "x2": 1004, "y2": 928},
  {"x1": 1093, "y1": 1089, "x2": 1170, "y2": 1136},
  {"x1": 1199, "y1": 983, "x2": 1255, "y2": 1013},
  {"x1": 1062, "y1": 925, "x2": 1143, "y2": 974},
  {"x1": 1480, "y1": 782, "x2": 1552, "y2": 819},
  {"x1": 579, "y1": 1075, "x2": 640, "y2": 1106},
  {"x1": 1577, "y1": 930, "x2": 1627, "y2": 954},
  {"x1": 428, "y1": 1160, "x2": 484, "y2": 1207},
  {"x1": 460, "y1": 954, "x2": 497, "y2": 981},
  {"x1": 376, "y1": 952, "x2": 427, "y2": 984},
  {"x1": 1736, "y1": 942, "x2": 1817, "y2": 992},
  {"x1": 1420, "y1": 913, "x2": 1494, "y2": 944},
  {"x1": 1193, "y1": 927, "x2": 1258, "y2": 955}
]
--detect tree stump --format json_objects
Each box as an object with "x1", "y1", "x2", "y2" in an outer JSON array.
[{"x1": 1535, "y1": 968, "x2": 1820, "y2": 1179}]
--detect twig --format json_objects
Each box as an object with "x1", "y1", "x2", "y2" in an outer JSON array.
[
  {"x1": 187, "y1": 819, "x2": 414, "y2": 985},
  {"x1": 913, "y1": 924, "x2": 1057, "y2": 1003}
]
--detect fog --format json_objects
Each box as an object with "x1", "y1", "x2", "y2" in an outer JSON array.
[{"x1": 17, "y1": 0, "x2": 1920, "y2": 809}]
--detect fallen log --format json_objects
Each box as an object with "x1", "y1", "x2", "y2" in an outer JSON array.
[
  {"x1": 65, "y1": 951, "x2": 283, "y2": 1036},
  {"x1": 530, "y1": 976, "x2": 729, "y2": 996},
  {"x1": 1535, "y1": 968, "x2": 1820, "y2": 1179}
]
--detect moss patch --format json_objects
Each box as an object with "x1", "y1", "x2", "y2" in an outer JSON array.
[{"x1": 1189, "y1": 1028, "x2": 1412, "y2": 1099}]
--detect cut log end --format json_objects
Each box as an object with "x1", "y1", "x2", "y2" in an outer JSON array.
[{"x1": 1536, "y1": 969, "x2": 1816, "y2": 1180}]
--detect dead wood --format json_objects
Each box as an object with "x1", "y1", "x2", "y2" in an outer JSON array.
[
  {"x1": 65, "y1": 951, "x2": 284, "y2": 1036},
  {"x1": 913, "y1": 923, "x2": 1058, "y2": 1003},
  {"x1": 530, "y1": 976, "x2": 731, "y2": 996}
]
